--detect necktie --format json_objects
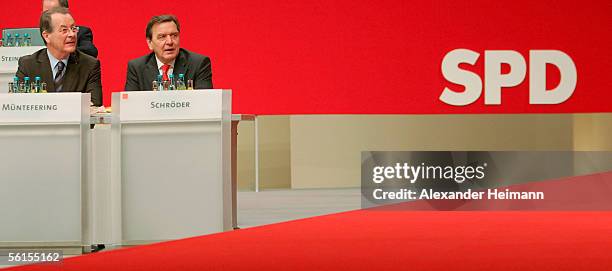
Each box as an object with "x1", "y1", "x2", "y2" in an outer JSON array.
[
  {"x1": 161, "y1": 64, "x2": 171, "y2": 81},
  {"x1": 55, "y1": 61, "x2": 65, "y2": 92}
]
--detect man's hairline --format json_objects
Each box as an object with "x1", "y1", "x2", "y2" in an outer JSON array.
[
  {"x1": 43, "y1": 13, "x2": 75, "y2": 34},
  {"x1": 147, "y1": 21, "x2": 180, "y2": 42}
]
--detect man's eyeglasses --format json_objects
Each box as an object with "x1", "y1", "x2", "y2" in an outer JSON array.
[{"x1": 58, "y1": 26, "x2": 80, "y2": 35}]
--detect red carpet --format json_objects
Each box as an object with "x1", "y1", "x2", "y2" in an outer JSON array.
[{"x1": 6, "y1": 211, "x2": 612, "y2": 270}]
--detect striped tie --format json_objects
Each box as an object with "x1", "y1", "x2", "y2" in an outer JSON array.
[{"x1": 55, "y1": 61, "x2": 65, "y2": 92}]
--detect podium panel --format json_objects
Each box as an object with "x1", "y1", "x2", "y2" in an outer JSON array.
[
  {"x1": 0, "y1": 93, "x2": 90, "y2": 248},
  {"x1": 112, "y1": 90, "x2": 232, "y2": 245}
]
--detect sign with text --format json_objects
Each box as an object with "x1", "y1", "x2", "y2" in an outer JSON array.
[
  {"x1": 362, "y1": 151, "x2": 612, "y2": 210},
  {"x1": 440, "y1": 50, "x2": 577, "y2": 106},
  {"x1": 0, "y1": 93, "x2": 87, "y2": 123},
  {"x1": 115, "y1": 90, "x2": 227, "y2": 122},
  {"x1": 0, "y1": 46, "x2": 45, "y2": 73}
]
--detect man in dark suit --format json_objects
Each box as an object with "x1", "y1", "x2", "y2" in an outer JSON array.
[
  {"x1": 16, "y1": 7, "x2": 102, "y2": 106},
  {"x1": 124, "y1": 15, "x2": 213, "y2": 91},
  {"x1": 43, "y1": 0, "x2": 98, "y2": 58}
]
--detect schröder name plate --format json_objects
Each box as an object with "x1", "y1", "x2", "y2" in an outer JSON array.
[
  {"x1": 117, "y1": 90, "x2": 225, "y2": 122},
  {"x1": 0, "y1": 93, "x2": 86, "y2": 124}
]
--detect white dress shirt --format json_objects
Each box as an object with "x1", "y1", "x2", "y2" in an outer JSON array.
[
  {"x1": 47, "y1": 50, "x2": 68, "y2": 79},
  {"x1": 155, "y1": 56, "x2": 176, "y2": 78}
]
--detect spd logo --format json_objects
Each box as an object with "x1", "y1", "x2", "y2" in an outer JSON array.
[{"x1": 440, "y1": 49, "x2": 577, "y2": 106}]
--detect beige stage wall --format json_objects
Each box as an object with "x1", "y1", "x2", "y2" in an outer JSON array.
[{"x1": 236, "y1": 114, "x2": 612, "y2": 190}]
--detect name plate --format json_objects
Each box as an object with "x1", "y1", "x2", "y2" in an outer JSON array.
[
  {"x1": 0, "y1": 46, "x2": 46, "y2": 73},
  {"x1": 0, "y1": 93, "x2": 86, "y2": 123},
  {"x1": 116, "y1": 90, "x2": 224, "y2": 122}
]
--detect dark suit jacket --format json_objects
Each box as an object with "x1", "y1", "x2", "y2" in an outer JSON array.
[
  {"x1": 124, "y1": 48, "x2": 213, "y2": 91},
  {"x1": 16, "y1": 48, "x2": 103, "y2": 106},
  {"x1": 77, "y1": 26, "x2": 98, "y2": 58}
]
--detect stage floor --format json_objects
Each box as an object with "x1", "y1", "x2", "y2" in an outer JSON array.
[
  {"x1": 5, "y1": 187, "x2": 612, "y2": 270},
  {"x1": 237, "y1": 188, "x2": 361, "y2": 228}
]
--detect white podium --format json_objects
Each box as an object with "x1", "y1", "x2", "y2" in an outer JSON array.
[
  {"x1": 0, "y1": 93, "x2": 90, "y2": 252},
  {"x1": 111, "y1": 90, "x2": 232, "y2": 245},
  {"x1": 0, "y1": 46, "x2": 45, "y2": 93}
]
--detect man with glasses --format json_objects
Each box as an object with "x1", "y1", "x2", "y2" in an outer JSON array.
[
  {"x1": 16, "y1": 7, "x2": 103, "y2": 106},
  {"x1": 124, "y1": 14, "x2": 213, "y2": 91},
  {"x1": 42, "y1": 0, "x2": 98, "y2": 58}
]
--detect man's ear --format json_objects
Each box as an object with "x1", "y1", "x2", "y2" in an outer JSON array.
[
  {"x1": 42, "y1": 31, "x2": 51, "y2": 44},
  {"x1": 147, "y1": 39, "x2": 153, "y2": 51}
]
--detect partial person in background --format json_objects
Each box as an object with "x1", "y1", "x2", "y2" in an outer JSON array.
[
  {"x1": 42, "y1": 0, "x2": 98, "y2": 58},
  {"x1": 16, "y1": 7, "x2": 102, "y2": 106},
  {"x1": 124, "y1": 14, "x2": 213, "y2": 91}
]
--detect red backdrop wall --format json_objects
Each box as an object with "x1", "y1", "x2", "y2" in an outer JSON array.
[{"x1": 2, "y1": 0, "x2": 611, "y2": 114}]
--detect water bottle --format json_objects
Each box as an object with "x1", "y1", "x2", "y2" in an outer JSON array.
[
  {"x1": 14, "y1": 33, "x2": 20, "y2": 47},
  {"x1": 168, "y1": 74, "x2": 176, "y2": 91},
  {"x1": 24, "y1": 33, "x2": 31, "y2": 46},
  {"x1": 5, "y1": 33, "x2": 12, "y2": 47},
  {"x1": 157, "y1": 74, "x2": 164, "y2": 91},
  {"x1": 41, "y1": 82, "x2": 48, "y2": 93},
  {"x1": 152, "y1": 80, "x2": 159, "y2": 91},
  {"x1": 34, "y1": 77, "x2": 42, "y2": 93},
  {"x1": 23, "y1": 77, "x2": 30, "y2": 93},
  {"x1": 187, "y1": 79, "x2": 194, "y2": 90},
  {"x1": 8, "y1": 82, "x2": 14, "y2": 93},
  {"x1": 12, "y1": 77, "x2": 20, "y2": 93},
  {"x1": 176, "y1": 74, "x2": 187, "y2": 90}
]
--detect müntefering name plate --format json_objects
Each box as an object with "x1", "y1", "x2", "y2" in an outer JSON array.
[{"x1": 0, "y1": 93, "x2": 86, "y2": 123}]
